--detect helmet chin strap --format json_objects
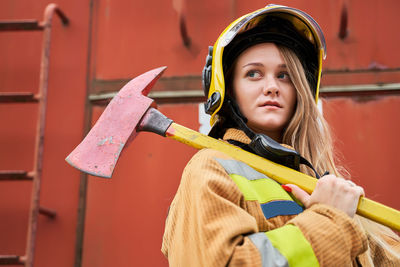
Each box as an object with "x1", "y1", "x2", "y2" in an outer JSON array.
[{"x1": 224, "y1": 96, "x2": 324, "y2": 179}]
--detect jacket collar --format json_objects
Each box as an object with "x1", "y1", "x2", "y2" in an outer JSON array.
[{"x1": 222, "y1": 128, "x2": 251, "y2": 144}]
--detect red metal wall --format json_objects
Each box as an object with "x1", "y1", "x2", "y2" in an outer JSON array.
[
  {"x1": 0, "y1": 1, "x2": 90, "y2": 266},
  {"x1": 323, "y1": 96, "x2": 400, "y2": 210},
  {"x1": 82, "y1": 104, "x2": 198, "y2": 267},
  {"x1": 0, "y1": 0, "x2": 399, "y2": 266}
]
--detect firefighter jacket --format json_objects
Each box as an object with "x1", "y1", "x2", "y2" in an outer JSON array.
[{"x1": 162, "y1": 128, "x2": 399, "y2": 266}]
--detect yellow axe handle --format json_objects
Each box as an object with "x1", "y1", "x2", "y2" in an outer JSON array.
[{"x1": 167, "y1": 122, "x2": 400, "y2": 231}]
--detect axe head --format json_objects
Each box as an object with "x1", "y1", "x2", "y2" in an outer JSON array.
[{"x1": 66, "y1": 66, "x2": 167, "y2": 178}]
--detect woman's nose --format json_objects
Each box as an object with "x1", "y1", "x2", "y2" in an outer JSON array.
[{"x1": 263, "y1": 77, "x2": 280, "y2": 96}]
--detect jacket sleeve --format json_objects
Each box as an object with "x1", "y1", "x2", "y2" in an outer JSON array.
[
  {"x1": 288, "y1": 204, "x2": 368, "y2": 266},
  {"x1": 161, "y1": 149, "x2": 367, "y2": 267}
]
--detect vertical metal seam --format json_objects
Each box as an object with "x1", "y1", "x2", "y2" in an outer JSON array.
[{"x1": 74, "y1": 0, "x2": 95, "y2": 266}]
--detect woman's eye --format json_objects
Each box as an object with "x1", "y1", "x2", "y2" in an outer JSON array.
[
  {"x1": 246, "y1": 70, "x2": 261, "y2": 79},
  {"x1": 278, "y1": 72, "x2": 291, "y2": 81}
]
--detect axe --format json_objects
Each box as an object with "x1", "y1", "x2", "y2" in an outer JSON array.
[{"x1": 66, "y1": 67, "x2": 400, "y2": 232}]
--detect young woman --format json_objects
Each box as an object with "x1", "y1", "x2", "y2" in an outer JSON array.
[{"x1": 162, "y1": 4, "x2": 400, "y2": 266}]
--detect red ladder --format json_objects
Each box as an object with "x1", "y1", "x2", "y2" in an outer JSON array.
[{"x1": 0, "y1": 4, "x2": 68, "y2": 266}]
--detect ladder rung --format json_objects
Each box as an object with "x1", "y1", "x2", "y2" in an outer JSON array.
[
  {"x1": 0, "y1": 255, "x2": 24, "y2": 265},
  {"x1": 0, "y1": 20, "x2": 43, "y2": 31},
  {"x1": 0, "y1": 92, "x2": 38, "y2": 103},
  {"x1": 0, "y1": 171, "x2": 33, "y2": 181},
  {"x1": 39, "y1": 206, "x2": 57, "y2": 219}
]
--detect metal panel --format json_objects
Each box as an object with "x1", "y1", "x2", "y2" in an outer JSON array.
[
  {"x1": 82, "y1": 2, "x2": 400, "y2": 266},
  {"x1": 1, "y1": 1, "x2": 399, "y2": 267},
  {"x1": 0, "y1": 1, "x2": 90, "y2": 267},
  {"x1": 322, "y1": 95, "x2": 400, "y2": 211},
  {"x1": 92, "y1": 0, "x2": 233, "y2": 80},
  {"x1": 82, "y1": 104, "x2": 199, "y2": 267}
]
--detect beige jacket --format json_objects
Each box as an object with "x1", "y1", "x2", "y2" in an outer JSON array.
[{"x1": 162, "y1": 129, "x2": 399, "y2": 266}]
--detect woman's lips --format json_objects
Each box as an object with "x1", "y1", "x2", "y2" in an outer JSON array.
[{"x1": 260, "y1": 100, "x2": 281, "y2": 108}]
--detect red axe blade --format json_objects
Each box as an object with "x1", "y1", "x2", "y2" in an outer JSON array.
[{"x1": 65, "y1": 66, "x2": 167, "y2": 178}]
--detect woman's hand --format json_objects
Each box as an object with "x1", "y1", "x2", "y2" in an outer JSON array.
[{"x1": 283, "y1": 175, "x2": 365, "y2": 217}]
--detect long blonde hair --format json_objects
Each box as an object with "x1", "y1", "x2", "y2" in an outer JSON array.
[
  {"x1": 279, "y1": 45, "x2": 337, "y2": 177},
  {"x1": 279, "y1": 45, "x2": 400, "y2": 261}
]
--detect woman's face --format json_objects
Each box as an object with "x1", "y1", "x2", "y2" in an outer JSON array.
[{"x1": 233, "y1": 43, "x2": 297, "y2": 141}]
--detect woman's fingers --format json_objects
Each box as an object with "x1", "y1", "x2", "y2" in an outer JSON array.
[
  {"x1": 346, "y1": 180, "x2": 365, "y2": 197},
  {"x1": 282, "y1": 184, "x2": 311, "y2": 207},
  {"x1": 283, "y1": 176, "x2": 365, "y2": 218},
  {"x1": 313, "y1": 175, "x2": 364, "y2": 217}
]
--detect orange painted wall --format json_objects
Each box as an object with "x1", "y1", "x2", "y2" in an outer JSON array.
[{"x1": 0, "y1": 0, "x2": 399, "y2": 267}]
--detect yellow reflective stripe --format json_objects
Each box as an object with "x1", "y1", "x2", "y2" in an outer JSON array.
[
  {"x1": 230, "y1": 174, "x2": 292, "y2": 203},
  {"x1": 265, "y1": 224, "x2": 319, "y2": 267}
]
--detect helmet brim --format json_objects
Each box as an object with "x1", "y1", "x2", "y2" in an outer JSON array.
[{"x1": 206, "y1": 4, "x2": 326, "y2": 126}]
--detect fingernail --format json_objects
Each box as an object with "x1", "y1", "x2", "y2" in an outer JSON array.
[{"x1": 281, "y1": 185, "x2": 292, "y2": 193}]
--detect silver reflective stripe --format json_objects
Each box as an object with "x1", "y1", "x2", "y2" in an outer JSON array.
[
  {"x1": 215, "y1": 158, "x2": 269, "y2": 180},
  {"x1": 248, "y1": 233, "x2": 289, "y2": 267}
]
